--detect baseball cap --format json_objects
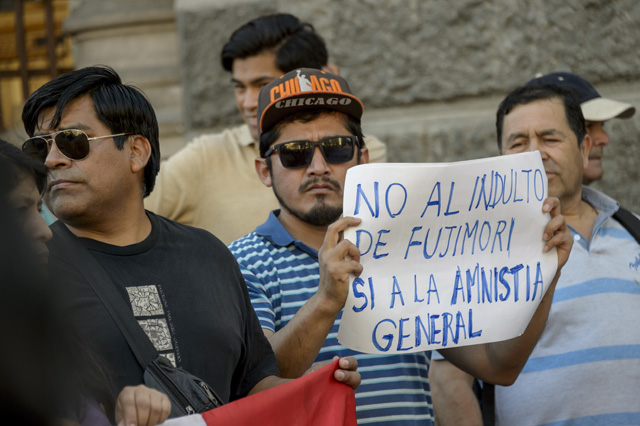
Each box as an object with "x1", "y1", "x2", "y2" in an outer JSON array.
[
  {"x1": 257, "y1": 68, "x2": 364, "y2": 136},
  {"x1": 525, "y1": 72, "x2": 635, "y2": 121}
]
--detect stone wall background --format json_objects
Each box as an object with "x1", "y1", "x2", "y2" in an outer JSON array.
[
  {"x1": 68, "y1": 0, "x2": 640, "y2": 211},
  {"x1": 176, "y1": 0, "x2": 640, "y2": 211}
]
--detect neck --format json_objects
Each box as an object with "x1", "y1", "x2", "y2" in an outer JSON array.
[
  {"x1": 559, "y1": 191, "x2": 597, "y2": 241},
  {"x1": 64, "y1": 201, "x2": 152, "y2": 246},
  {"x1": 277, "y1": 209, "x2": 329, "y2": 251}
]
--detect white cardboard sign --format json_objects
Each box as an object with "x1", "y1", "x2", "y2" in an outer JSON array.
[{"x1": 337, "y1": 152, "x2": 557, "y2": 354}]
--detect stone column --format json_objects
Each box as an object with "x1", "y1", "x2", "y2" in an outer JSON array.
[{"x1": 64, "y1": 0, "x2": 185, "y2": 157}]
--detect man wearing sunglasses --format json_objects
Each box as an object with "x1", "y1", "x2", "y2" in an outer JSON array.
[
  {"x1": 144, "y1": 13, "x2": 386, "y2": 244},
  {"x1": 229, "y1": 68, "x2": 573, "y2": 425},
  {"x1": 21, "y1": 65, "x2": 360, "y2": 423}
]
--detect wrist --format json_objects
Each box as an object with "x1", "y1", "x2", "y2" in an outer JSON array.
[{"x1": 310, "y1": 291, "x2": 344, "y2": 319}]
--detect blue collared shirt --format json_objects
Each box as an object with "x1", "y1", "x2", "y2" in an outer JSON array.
[{"x1": 230, "y1": 210, "x2": 435, "y2": 425}]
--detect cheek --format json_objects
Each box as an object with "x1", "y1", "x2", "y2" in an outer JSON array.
[
  {"x1": 234, "y1": 91, "x2": 245, "y2": 110},
  {"x1": 25, "y1": 209, "x2": 47, "y2": 237},
  {"x1": 273, "y1": 169, "x2": 302, "y2": 193}
]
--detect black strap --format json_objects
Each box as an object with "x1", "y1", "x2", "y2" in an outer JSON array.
[
  {"x1": 481, "y1": 382, "x2": 495, "y2": 426},
  {"x1": 613, "y1": 207, "x2": 640, "y2": 244},
  {"x1": 50, "y1": 221, "x2": 158, "y2": 369}
]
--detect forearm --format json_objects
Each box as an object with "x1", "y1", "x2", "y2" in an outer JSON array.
[
  {"x1": 248, "y1": 375, "x2": 289, "y2": 395},
  {"x1": 441, "y1": 271, "x2": 559, "y2": 384},
  {"x1": 430, "y1": 360, "x2": 482, "y2": 426},
  {"x1": 485, "y1": 269, "x2": 559, "y2": 381},
  {"x1": 267, "y1": 216, "x2": 363, "y2": 378},
  {"x1": 442, "y1": 197, "x2": 570, "y2": 384},
  {"x1": 268, "y1": 293, "x2": 341, "y2": 378}
]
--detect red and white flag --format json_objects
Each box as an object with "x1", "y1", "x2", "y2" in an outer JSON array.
[{"x1": 160, "y1": 359, "x2": 357, "y2": 426}]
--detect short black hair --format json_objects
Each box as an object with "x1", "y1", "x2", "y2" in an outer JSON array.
[
  {"x1": 496, "y1": 84, "x2": 587, "y2": 152},
  {"x1": 221, "y1": 13, "x2": 328, "y2": 73},
  {"x1": 0, "y1": 139, "x2": 47, "y2": 196},
  {"x1": 259, "y1": 109, "x2": 365, "y2": 169},
  {"x1": 21, "y1": 65, "x2": 160, "y2": 197}
]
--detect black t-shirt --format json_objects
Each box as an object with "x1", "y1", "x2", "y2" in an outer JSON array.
[{"x1": 49, "y1": 211, "x2": 279, "y2": 404}]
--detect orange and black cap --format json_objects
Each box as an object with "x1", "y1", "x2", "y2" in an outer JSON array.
[{"x1": 257, "y1": 68, "x2": 364, "y2": 136}]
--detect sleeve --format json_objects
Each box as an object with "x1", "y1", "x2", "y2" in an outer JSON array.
[
  {"x1": 144, "y1": 136, "x2": 209, "y2": 224},
  {"x1": 363, "y1": 134, "x2": 387, "y2": 163},
  {"x1": 230, "y1": 240, "x2": 278, "y2": 333},
  {"x1": 431, "y1": 350, "x2": 445, "y2": 361},
  {"x1": 230, "y1": 256, "x2": 280, "y2": 400}
]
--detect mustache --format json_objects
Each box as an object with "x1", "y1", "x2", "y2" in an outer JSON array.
[{"x1": 299, "y1": 177, "x2": 341, "y2": 194}]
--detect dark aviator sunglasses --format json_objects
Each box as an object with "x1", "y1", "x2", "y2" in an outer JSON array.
[
  {"x1": 22, "y1": 129, "x2": 132, "y2": 163},
  {"x1": 264, "y1": 135, "x2": 357, "y2": 169}
]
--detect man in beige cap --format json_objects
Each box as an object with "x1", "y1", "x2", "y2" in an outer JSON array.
[{"x1": 525, "y1": 72, "x2": 635, "y2": 185}]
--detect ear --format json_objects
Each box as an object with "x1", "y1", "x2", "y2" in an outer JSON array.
[
  {"x1": 255, "y1": 157, "x2": 272, "y2": 188},
  {"x1": 322, "y1": 63, "x2": 340, "y2": 75},
  {"x1": 359, "y1": 146, "x2": 370, "y2": 165},
  {"x1": 129, "y1": 135, "x2": 152, "y2": 174},
  {"x1": 580, "y1": 133, "x2": 592, "y2": 171}
]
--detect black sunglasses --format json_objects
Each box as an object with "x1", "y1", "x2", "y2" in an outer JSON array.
[
  {"x1": 22, "y1": 129, "x2": 132, "y2": 163},
  {"x1": 264, "y1": 135, "x2": 357, "y2": 169}
]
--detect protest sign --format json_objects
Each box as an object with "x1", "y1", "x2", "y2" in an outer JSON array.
[{"x1": 337, "y1": 151, "x2": 557, "y2": 354}]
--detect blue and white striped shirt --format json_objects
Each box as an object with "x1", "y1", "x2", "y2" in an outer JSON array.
[
  {"x1": 495, "y1": 187, "x2": 640, "y2": 426},
  {"x1": 229, "y1": 211, "x2": 434, "y2": 425}
]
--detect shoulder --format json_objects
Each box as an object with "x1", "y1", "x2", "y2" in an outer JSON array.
[
  {"x1": 187, "y1": 124, "x2": 248, "y2": 150},
  {"x1": 228, "y1": 233, "x2": 288, "y2": 280},
  {"x1": 363, "y1": 133, "x2": 387, "y2": 163},
  {"x1": 162, "y1": 125, "x2": 247, "y2": 165},
  {"x1": 151, "y1": 214, "x2": 250, "y2": 285},
  {"x1": 229, "y1": 232, "x2": 271, "y2": 261},
  {"x1": 152, "y1": 212, "x2": 229, "y2": 251}
]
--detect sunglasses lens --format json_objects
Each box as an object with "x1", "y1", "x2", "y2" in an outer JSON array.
[
  {"x1": 279, "y1": 141, "x2": 314, "y2": 168},
  {"x1": 272, "y1": 136, "x2": 356, "y2": 168},
  {"x1": 55, "y1": 130, "x2": 90, "y2": 160},
  {"x1": 322, "y1": 137, "x2": 354, "y2": 164},
  {"x1": 22, "y1": 138, "x2": 49, "y2": 162}
]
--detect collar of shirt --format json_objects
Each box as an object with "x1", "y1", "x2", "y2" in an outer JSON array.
[
  {"x1": 237, "y1": 124, "x2": 257, "y2": 148},
  {"x1": 569, "y1": 186, "x2": 620, "y2": 244},
  {"x1": 255, "y1": 210, "x2": 319, "y2": 258},
  {"x1": 582, "y1": 185, "x2": 618, "y2": 216}
]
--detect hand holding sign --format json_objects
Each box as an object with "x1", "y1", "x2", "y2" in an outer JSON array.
[
  {"x1": 337, "y1": 152, "x2": 563, "y2": 354},
  {"x1": 318, "y1": 217, "x2": 364, "y2": 314},
  {"x1": 540, "y1": 197, "x2": 572, "y2": 270}
]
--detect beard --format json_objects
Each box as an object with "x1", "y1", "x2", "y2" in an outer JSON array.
[{"x1": 273, "y1": 177, "x2": 343, "y2": 226}]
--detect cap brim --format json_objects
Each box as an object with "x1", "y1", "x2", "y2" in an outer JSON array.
[
  {"x1": 581, "y1": 97, "x2": 636, "y2": 121},
  {"x1": 260, "y1": 92, "x2": 363, "y2": 135}
]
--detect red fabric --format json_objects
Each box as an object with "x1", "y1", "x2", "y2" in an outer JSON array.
[{"x1": 201, "y1": 359, "x2": 357, "y2": 426}]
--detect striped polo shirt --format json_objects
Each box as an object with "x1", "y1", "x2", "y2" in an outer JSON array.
[
  {"x1": 494, "y1": 187, "x2": 640, "y2": 425},
  {"x1": 229, "y1": 211, "x2": 434, "y2": 425}
]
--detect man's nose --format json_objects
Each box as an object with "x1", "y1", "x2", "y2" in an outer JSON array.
[
  {"x1": 44, "y1": 139, "x2": 71, "y2": 169},
  {"x1": 244, "y1": 87, "x2": 260, "y2": 111},
  {"x1": 529, "y1": 139, "x2": 549, "y2": 160},
  {"x1": 33, "y1": 212, "x2": 53, "y2": 243},
  {"x1": 306, "y1": 146, "x2": 330, "y2": 175},
  {"x1": 593, "y1": 129, "x2": 610, "y2": 147}
]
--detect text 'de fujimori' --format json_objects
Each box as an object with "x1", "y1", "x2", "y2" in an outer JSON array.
[{"x1": 338, "y1": 151, "x2": 557, "y2": 354}]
